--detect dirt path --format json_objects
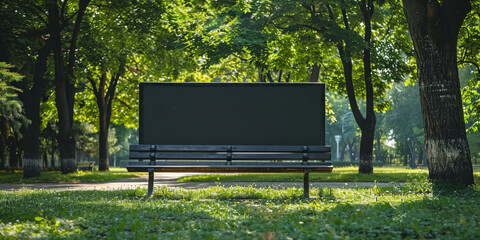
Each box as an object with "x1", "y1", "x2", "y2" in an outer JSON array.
[{"x1": 0, "y1": 173, "x2": 403, "y2": 192}]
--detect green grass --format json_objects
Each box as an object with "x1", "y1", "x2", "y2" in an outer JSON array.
[
  {"x1": 0, "y1": 167, "x2": 144, "y2": 184},
  {"x1": 179, "y1": 167, "x2": 480, "y2": 183},
  {"x1": 1, "y1": 184, "x2": 479, "y2": 239},
  {"x1": 177, "y1": 167, "x2": 431, "y2": 183}
]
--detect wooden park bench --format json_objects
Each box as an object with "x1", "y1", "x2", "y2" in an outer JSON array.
[
  {"x1": 127, "y1": 82, "x2": 332, "y2": 198},
  {"x1": 76, "y1": 161, "x2": 95, "y2": 171}
]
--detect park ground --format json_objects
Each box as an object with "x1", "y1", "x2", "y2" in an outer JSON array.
[{"x1": 1, "y1": 167, "x2": 480, "y2": 239}]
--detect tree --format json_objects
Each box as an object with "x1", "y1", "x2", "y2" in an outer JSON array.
[
  {"x1": 0, "y1": 0, "x2": 54, "y2": 177},
  {"x1": 459, "y1": 1, "x2": 480, "y2": 133},
  {"x1": 326, "y1": 0, "x2": 377, "y2": 173},
  {"x1": 75, "y1": 0, "x2": 192, "y2": 170},
  {"x1": 187, "y1": 0, "x2": 414, "y2": 173},
  {"x1": 0, "y1": 63, "x2": 30, "y2": 169},
  {"x1": 326, "y1": 93, "x2": 360, "y2": 162},
  {"x1": 1, "y1": 0, "x2": 91, "y2": 176},
  {"x1": 402, "y1": 0, "x2": 474, "y2": 187},
  {"x1": 264, "y1": 0, "x2": 412, "y2": 173},
  {"x1": 47, "y1": 0, "x2": 91, "y2": 174},
  {"x1": 384, "y1": 83, "x2": 425, "y2": 166}
]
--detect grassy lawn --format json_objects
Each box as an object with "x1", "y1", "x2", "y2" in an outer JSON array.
[
  {"x1": 1, "y1": 184, "x2": 479, "y2": 239},
  {"x1": 178, "y1": 167, "x2": 457, "y2": 183},
  {"x1": 0, "y1": 167, "x2": 144, "y2": 184}
]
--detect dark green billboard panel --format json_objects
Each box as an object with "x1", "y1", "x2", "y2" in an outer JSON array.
[{"x1": 140, "y1": 82, "x2": 325, "y2": 145}]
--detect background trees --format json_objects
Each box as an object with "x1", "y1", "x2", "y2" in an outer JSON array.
[{"x1": 0, "y1": 63, "x2": 29, "y2": 170}]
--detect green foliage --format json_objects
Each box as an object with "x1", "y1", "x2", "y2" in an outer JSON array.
[
  {"x1": 467, "y1": 132, "x2": 480, "y2": 164},
  {"x1": 74, "y1": 122, "x2": 122, "y2": 158},
  {"x1": 461, "y1": 65, "x2": 480, "y2": 133},
  {"x1": 384, "y1": 82, "x2": 424, "y2": 157},
  {"x1": 458, "y1": 1, "x2": 480, "y2": 133},
  {"x1": 1, "y1": 185, "x2": 479, "y2": 239},
  {"x1": 0, "y1": 62, "x2": 30, "y2": 139}
]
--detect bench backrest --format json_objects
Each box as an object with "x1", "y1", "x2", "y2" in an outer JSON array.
[{"x1": 140, "y1": 82, "x2": 325, "y2": 145}]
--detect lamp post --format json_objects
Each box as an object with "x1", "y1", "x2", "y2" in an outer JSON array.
[{"x1": 334, "y1": 135, "x2": 342, "y2": 162}]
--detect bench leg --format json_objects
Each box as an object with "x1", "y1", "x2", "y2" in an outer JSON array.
[
  {"x1": 304, "y1": 170, "x2": 311, "y2": 199},
  {"x1": 147, "y1": 168, "x2": 154, "y2": 198}
]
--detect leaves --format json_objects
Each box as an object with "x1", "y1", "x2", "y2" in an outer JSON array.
[{"x1": 0, "y1": 62, "x2": 30, "y2": 140}]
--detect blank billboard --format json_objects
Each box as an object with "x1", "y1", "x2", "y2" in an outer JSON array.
[{"x1": 140, "y1": 82, "x2": 325, "y2": 145}]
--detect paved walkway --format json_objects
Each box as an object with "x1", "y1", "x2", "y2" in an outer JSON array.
[{"x1": 0, "y1": 173, "x2": 403, "y2": 192}]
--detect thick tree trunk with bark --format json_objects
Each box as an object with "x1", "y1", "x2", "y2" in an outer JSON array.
[
  {"x1": 48, "y1": 0, "x2": 76, "y2": 174},
  {"x1": 98, "y1": 107, "x2": 110, "y2": 171},
  {"x1": 359, "y1": 116, "x2": 375, "y2": 172},
  {"x1": 23, "y1": 86, "x2": 42, "y2": 177},
  {"x1": 46, "y1": 0, "x2": 90, "y2": 174},
  {"x1": 22, "y1": 39, "x2": 52, "y2": 178},
  {"x1": 403, "y1": 0, "x2": 474, "y2": 186}
]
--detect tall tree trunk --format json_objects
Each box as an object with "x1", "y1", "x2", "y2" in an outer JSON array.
[
  {"x1": 89, "y1": 62, "x2": 124, "y2": 171},
  {"x1": 357, "y1": 0, "x2": 376, "y2": 174},
  {"x1": 47, "y1": 0, "x2": 90, "y2": 173},
  {"x1": 98, "y1": 106, "x2": 110, "y2": 171},
  {"x1": 48, "y1": 0, "x2": 76, "y2": 173},
  {"x1": 92, "y1": 73, "x2": 111, "y2": 171},
  {"x1": 327, "y1": 1, "x2": 376, "y2": 174},
  {"x1": 310, "y1": 63, "x2": 320, "y2": 82},
  {"x1": 403, "y1": 0, "x2": 474, "y2": 187},
  {"x1": 22, "y1": 39, "x2": 52, "y2": 178},
  {"x1": 358, "y1": 116, "x2": 375, "y2": 172},
  {"x1": 53, "y1": 43, "x2": 76, "y2": 173}
]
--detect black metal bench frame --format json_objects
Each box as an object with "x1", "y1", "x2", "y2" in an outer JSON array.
[{"x1": 128, "y1": 144, "x2": 332, "y2": 198}]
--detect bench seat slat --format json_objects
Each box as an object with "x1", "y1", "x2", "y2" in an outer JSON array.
[
  {"x1": 232, "y1": 145, "x2": 331, "y2": 152},
  {"x1": 232, "y1": 153, "x2": 331, "y2": 160},
  {"x1": 127, "y1": 161, "x2": 332, "y2": 166},
  {"x1": 130, "y1": 145, "x2": 228, "y2": 152},
  {"x1": 130, "y1": 152, "x2": 330, "y2": 160},
  {"x1": 130, "y1": 145, "x2": 331, "y2": 153},
  {"x1": 126, "y1": 161, "x2": 333, "y2": 173}
]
